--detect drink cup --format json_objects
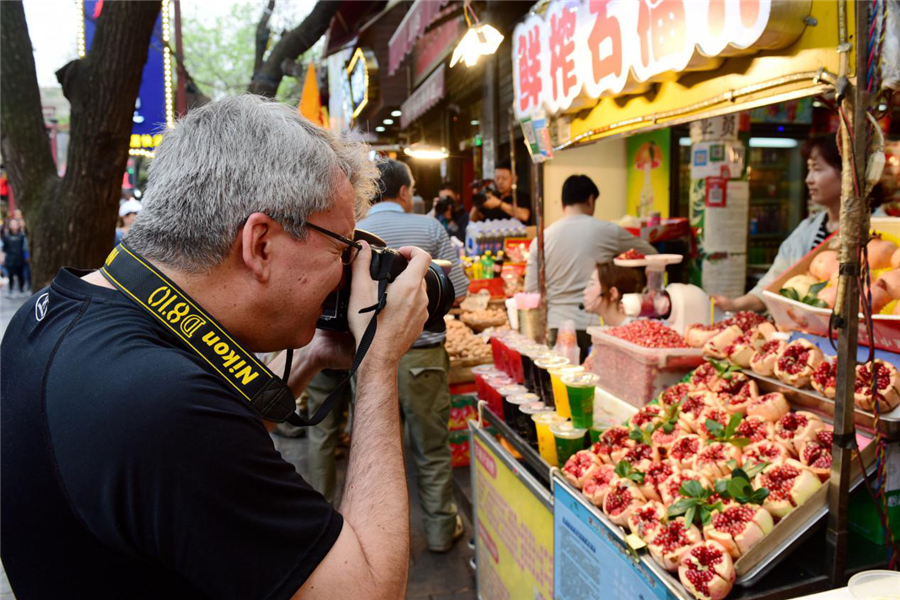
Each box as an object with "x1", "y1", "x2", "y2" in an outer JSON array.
[
  {"x1": 520, "y1": 344, "x2": 549, "y2": 392},
  {"x1": 532, "y1": 411, "x2": 565, "y2": 465},
  {"x1": 485, "y1": 374, "x2": 512, "y2": 417},
  {"x1": 550, "y1": 420, "x2": 589, "y2": 467},
  {"x1": 506, "y1": 341, "x2": 524, "y2": 382},
  {"x1": 497, "y1": 385, "x2": 528, "y2": 422},
  {"x1": 562, "y1": 372, "x2": 600, "y2": 429},
  {"x1": 517, "y1": 401, "x2": 552, "y2": 446},
  {"x1": 549, "y1": 365, "x2": 584, "y2": 419},
  {"x1": 489, "y1": 332, "x2": 506, "y2": 369},
  {"x1": 472, "y1": 365, "x2": 498, "y2": 402},
  {"x1": 533, "y1": 354, "x2": 569, "y2": 408}
]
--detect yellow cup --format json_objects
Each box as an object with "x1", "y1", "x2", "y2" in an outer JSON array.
[
  {"x1": 532, "y1": 411, "x2": 564, "y2": 466},
  {"x1": 548, "y1": 366, "x2": 584, "y2": 418}
]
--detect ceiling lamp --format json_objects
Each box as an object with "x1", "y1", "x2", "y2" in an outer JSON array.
[
  {"x1": 391, "y1": 110, "x2": 402, "y2": 117},
  {"x1": 450, "y1": 1, "x2": 503, "y2": 68},
  {"x1": 404, "y1": 143, "x2": 448, "y2": 160}
]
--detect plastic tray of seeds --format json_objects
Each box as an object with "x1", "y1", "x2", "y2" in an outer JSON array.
[{"x1": 743, "y1": 371, "x2": 900, "y2": 438}]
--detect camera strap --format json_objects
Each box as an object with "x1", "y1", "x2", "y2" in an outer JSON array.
[{"x1": 100, "y1": 243, "x2": 389, "y2": 427}]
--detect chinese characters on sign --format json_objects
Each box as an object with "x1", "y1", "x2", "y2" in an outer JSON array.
[{"x1": 512, "y1": 0, "x2": 810, "y2": 120}]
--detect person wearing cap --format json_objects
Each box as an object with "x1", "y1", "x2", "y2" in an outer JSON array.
[{"x1": 115, "y1": 198, "x2": 142, "y2": 245}]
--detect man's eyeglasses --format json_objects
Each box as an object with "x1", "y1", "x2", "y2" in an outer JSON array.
[{"x1": 306, "y1": 222, "x2": 363, "y2": 265}]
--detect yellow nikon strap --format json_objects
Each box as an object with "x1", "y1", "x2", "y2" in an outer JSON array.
[{"x1": 100, "y1": 243, "x2": 300, "y2": 424}]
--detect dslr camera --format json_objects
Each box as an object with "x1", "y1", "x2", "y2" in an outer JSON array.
[{"x1": 316, "y1": 230, "x2": 455, "y2": 333}]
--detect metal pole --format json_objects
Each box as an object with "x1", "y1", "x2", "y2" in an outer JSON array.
[
  {"x1": 826, "y1": 0, "x2": 869, "y2": 586},
  {"x1": 173, "y1": 0, "x2": 187, "y2": 117},
  {"x1": 534, "y1": 161, "x2": 547, "y2": 344},
  {"x1": 509, "y1": 106, "x2": 518, "y2": 218}
]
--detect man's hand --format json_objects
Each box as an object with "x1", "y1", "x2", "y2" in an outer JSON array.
[
  {"x1": 304, "y1": 330, "x2": 356, "y2": 371},
  {"x1": 711, "y1": 294, "x2": 736, "y2": 312},
  {"x1": 482, "y1": 193, "x2": 502, "y2": 209},
  {"x1": 347, "y1": 243, "x2": 430, "y2": 367}
]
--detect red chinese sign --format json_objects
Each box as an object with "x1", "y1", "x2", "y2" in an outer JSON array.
[{"x1": 513, "y1": 0, "x2": 810, "y2": 120}]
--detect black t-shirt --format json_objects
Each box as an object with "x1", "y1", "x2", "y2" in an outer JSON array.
[
  {"x1": 480, "y1": 191, "x2": 532, "y2": 225},
  {"x1": 0, "y1": 269, "x2": 342, "y2": 599}
]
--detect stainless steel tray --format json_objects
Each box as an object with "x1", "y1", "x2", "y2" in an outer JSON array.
[{"x1": 744, "y1": 371, "x2": 900, "y2": 439}]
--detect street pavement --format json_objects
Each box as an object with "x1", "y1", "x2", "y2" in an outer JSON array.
[{"x1": 0, "y1": 291, "x2": 476, "y2": 600}]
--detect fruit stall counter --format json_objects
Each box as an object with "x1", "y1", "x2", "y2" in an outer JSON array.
[{"x1": 469, "y1": 393, "x2": 886, "y2": 600}]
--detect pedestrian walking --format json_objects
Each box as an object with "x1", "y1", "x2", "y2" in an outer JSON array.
[
  {"x1": 115, "y1": 198, "x2": 142, "y2": 245},
  {"x1": 2, "y1": 218, "x2": 27, "y2": 297}
]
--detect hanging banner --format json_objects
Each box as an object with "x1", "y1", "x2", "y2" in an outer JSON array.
[
  {"x1": 471, "y1": 425, "x2": 554, "y2": 600},
  {"x1": 79, "y1": 0, "x2": 174, "y2": 156},
  {"x1": 512, "y1": 0, "x2": 811, "y2": 121},
  {"x1": 626, "y1": 129, "x2": 671, "y2": 218}
]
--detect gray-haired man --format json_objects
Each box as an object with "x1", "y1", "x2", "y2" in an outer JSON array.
[{"x1": 1, "y1": 96, "x2": 425, "y2": 599}]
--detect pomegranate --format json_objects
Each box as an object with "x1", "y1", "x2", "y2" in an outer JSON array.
[
  {"x1": 639, "y1": 460, "x2": 681, "y2": 502},
  {"x1": 734, "y1": 415, "x2": 774, "y2": 444},
  {"x1": 602, "y1": 478, "x2": 646, "y2": 526},
  {"x1": 628, "y1": 500, "x2": 668, "y2": 543},
  {"x1": 712, "y1": 372, "x2": 759, "y2": 398},
  {"x1": 582, "y1": 463, "x2": 619, "y2": 506},
  {"x1": 591, "y1": 426, "x2": 632, "y2": 464},
  {"x1": 686, "y1": 323, "x2": 725, "y2": 349},
  {"x1": 703, "y1": 504, "x2": 774, "y2": 559},
  {"x1": 660, "y1": 469, "x2": 711, "y2": 507},
  {"x1": 726, "y1": 312, "x2": 770, "y2": 333},
  {"x1": 774, "y1": 339, "x2": 825, "y2": 388},
  {"x1": 726, "y1": 329, "x2": 765, "y2": 368},
  {"x1": 696, "y1": 407, "x2": 730, "y2": 441},
  {"x1": 629, "y1": 405, "x2": 665, "y2": 431},
  {"x1": 867, "y1": 235, "x2": 898, "y2": 270},
  {"x1": 703, "y1": 325, "x2": 744, "y2": 360},
  {"x1": 810, "y1": 250, "x2": 840, "y2": 281},
  {"x1": 750, "y1": 339, "x2": 787, "y2": 377},
  {"x1": 562, "y1": 450, "x2": 601, "y2": 489},
  {"x1": 755, "y1": 459, "x2": 823, "y2": 519},
  {"x1": 661, "y1": 383, "x2": 692, "y2": 408},
  {"x1": 679, "y1": 392, "x2": 717, "y2": 432},
  {"x1": 612, "y1": 442, "x2": 659, "y2": 472},
  {"x1": 688, "y1": 363, "x2": 724, "y2": 392},
  {"x1": 747, "y1": 392, "x2": 791, "y2": 423},
  {"x1": 878, "y1": 268, "x2": 900, "y2": 300},
  {"x1": 608, "y1": 320, "x2": 689, "y2": 348},
  {"x1": 678, "y1": 541, "x2": 736, "y2": 600},
  {"x1": 742, "y1": 440, "x2": 790, "y2": 469},
  {"x1": 692, "y1": 442, "x2": 742, "y2": 479},
  {"x1": 652, "y1": 423, "x2": 685, "y2": 455},
  {"x1": 719, "y1": 381, "x2": 759, "y2": 416},
  {"x1": 854, "y1": 360, "x2": 900, "y2": 412},
  {"x1": 774, "y1": 411, "x2": 826, "y2": 455},
  {"x1": 649, "y1": 518, "x2": 703, "y2": 572},
  {"x1": 669, "y1": 435, "x2": 704, "y2": 470},
  {"x1": 799, "y1": 429, "x2": 834, "y2": 481},
  {"x1": 811, "y1": 359, "x2": 837, "y2": 399}
]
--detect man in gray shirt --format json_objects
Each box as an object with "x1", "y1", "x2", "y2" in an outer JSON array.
[{"x1": 525, "y1": 175, "x2": 656, "y2": 360}]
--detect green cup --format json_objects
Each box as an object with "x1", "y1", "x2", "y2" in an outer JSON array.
[
  {"x1": 562, "y1": 372, "x2": 600, "y2": 429},
  {"x1": 550, "y1": 420, "x2": 588, "y2": 467}
]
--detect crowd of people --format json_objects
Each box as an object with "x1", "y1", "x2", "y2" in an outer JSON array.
[{"x1": 1, "y1": 209, "x2": 31, "y2": 298}]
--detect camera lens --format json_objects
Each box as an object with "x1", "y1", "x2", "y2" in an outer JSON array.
[{"x1": 423, "y1": 261, "x2": 455, "y2": 331}]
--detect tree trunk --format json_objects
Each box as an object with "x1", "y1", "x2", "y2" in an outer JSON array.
[
  {"x1": 247, "y1": 0, "x2": 341, "y2": 97},
  {"x1": 2, "y1": 1, "x2": 161, "y2": 289}
]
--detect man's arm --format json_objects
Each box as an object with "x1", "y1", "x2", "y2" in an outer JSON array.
[
  {"x1": 615, "y1": 226, "x2": 657, "y2": 256},
  {"x1": 524, "y1": 239, "x2": 538, "y2": 293},
  {"x1": 295, "y1": 243, "x2": 431, "y2": 600},
  {"x1": 500, "y1": 199, "x2": 530, "y2": 223}
]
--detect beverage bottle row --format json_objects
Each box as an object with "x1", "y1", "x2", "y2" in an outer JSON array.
[{"x1": 465, "y1": 219, "x2": 527, "y2": 257}]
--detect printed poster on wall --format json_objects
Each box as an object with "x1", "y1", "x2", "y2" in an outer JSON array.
[
  {"x1": 472, "y1": 426, "x2": 553, "y2": 600},
  {"x1": 626, "y1": 130, "x2": 671, "y2": 218},
  {"x1": 690, "y1": 179, "x2": 751, "y2": 298}
]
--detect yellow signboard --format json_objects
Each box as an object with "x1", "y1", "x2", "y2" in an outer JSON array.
[
  {"x1": 564, "y1": 0, "x2": 852, "y2": 146},
  {"x1": 472, "y1": 427, "x2": 554, "y2": 600}
]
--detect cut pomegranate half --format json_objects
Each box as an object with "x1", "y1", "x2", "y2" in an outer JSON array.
[
  {"x1": 562, "y1": 450, "x2": 601, "y2": 490},
  {"x1": 703, "y1": 504, "x2": 774, "y2": 559},
  {"x1": 602, "y1": 478, "x2": 646, "y2": 527},
  {"x1": 754, "y1": 459, "x2": 823, "y2": 519},
  {"x1": 678, "y1": 541, "x2": 736, "y2": 600},
  {"x1": 649, "y1": 517, "x2": 703, "y2": 572}
]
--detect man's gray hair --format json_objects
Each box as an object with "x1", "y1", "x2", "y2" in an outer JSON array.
[{"x1": 127, "y1": 94, "x2": 378, "y2": 273}]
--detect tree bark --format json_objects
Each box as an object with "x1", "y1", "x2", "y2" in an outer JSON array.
[
  {"x1": 247, "y1": 0, "x2": 341, "y2": 97},
  {"x1": 2, "y1": 1, "x2": 161, "y2": 289},
  {"x1": 254, "y1": 0, "x2": 276, "y2": 76}
]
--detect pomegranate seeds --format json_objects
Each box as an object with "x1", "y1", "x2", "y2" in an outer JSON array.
[{"x1": 608, "y1": 320, "x2": 689, "y2": 349}]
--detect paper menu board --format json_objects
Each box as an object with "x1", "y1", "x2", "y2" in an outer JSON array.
[{"x1": 702, "y1": 181, "x2": 750, "y2": 253}]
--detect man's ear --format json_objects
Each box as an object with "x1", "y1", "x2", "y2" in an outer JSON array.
[{"x1": 241, "y1": 213, "x2": 277, "y2": 283}]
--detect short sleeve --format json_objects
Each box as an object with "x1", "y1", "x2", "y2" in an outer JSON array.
[
  {"x1": 48, "y1": 351, "x2": 342, "y2": 600},
  {"x1": 432, "y1": 222, "x2": 469, "y2": 300}
]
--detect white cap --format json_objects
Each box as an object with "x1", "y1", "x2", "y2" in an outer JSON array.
[{"x1": 119, "y1": 199, "x2": 142, "y2": 217}]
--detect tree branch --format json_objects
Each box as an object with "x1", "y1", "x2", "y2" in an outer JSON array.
[
  {"x1": 247, "y1": 0, "x2": 341, "y2": 97},
  {"x1": 0, "y1": 1, "x2": 60, "y2": 214},
  {"x1": 254, "y1": 0, "x2": 276, "y2": 76}
]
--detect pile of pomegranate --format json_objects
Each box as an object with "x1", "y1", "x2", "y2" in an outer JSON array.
[
  {"x1": 608, "y1": 320, "x2": 689, "y2": 349},
  {"x1": 562, "y1": 359, "x2": 834, "y2": 600},
  {"x1": 618, "y1": 248, "x2": 646, "y2": 260}
]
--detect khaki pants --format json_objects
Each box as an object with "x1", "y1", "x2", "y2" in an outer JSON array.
[{"x1": 305, "y1": 345, "x2": 457, "y2": 547}]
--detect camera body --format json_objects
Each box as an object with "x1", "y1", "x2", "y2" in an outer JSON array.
[
  {"x1": 316, "y1": 230, "x2": 455, "y2": 334},
  {"x1": 435, "y1": 195, "x2": 456, "y2": 216}
]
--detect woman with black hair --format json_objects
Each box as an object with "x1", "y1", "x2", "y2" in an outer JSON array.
[{"x1": 713, "y1": 134, "x2": 844, "y2": 313}]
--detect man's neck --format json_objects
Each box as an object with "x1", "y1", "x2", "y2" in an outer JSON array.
[
  {"x1": 379, "y1": 199, "x2": 406, "y2": 212},
  {"x1": 563, "y1": 204, "x2": 593, "y2": 217}
]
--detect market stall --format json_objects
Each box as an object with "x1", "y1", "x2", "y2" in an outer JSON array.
[{"x1": 465, "y1": 0, "x2": 900, "y2": 598}]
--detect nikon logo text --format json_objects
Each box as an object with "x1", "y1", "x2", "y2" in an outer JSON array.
[{"x1": 201, "y1": 332, "x2": 259, "y2": 386}]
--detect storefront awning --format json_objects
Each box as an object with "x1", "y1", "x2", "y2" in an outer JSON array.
[
  {"x1": 400, "y1": 64, "x2": 445, "y2": 129},
  {"x1": 388, "y1": 0, "x2": 451, "y2": 76}
]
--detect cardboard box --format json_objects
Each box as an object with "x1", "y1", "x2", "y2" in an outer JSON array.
[{"x1": 762, "y1": 217, "x2": 900, "y2": 353}]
